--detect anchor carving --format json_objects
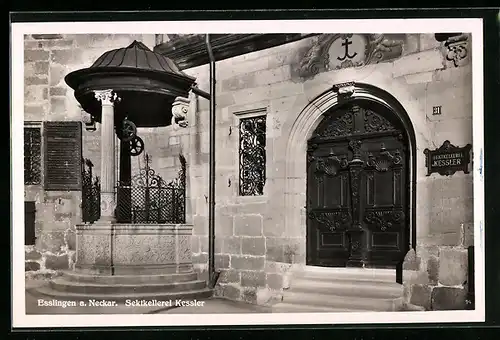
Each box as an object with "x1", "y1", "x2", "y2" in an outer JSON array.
[{"x1": 337, "y1": 34, "x2": 358, "y2": 61}]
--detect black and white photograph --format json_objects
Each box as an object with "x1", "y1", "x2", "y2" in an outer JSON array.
[{"x1": 11, "y1": 18, "x2": 485, "y2": 327}]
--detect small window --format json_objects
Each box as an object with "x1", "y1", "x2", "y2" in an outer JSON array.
[
  {"x1": 44, "y1": 121, "x2": 83, "y2": 191},
  {"x1": 24, "y1": 125, "x2": 42, "y2": 185},
  {"x1": 238, "y1": 115, "x2": 266, "y2": 196}
]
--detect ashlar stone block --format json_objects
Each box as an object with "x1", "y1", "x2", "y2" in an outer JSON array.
[
  {"x1": 219, "y1": 269, "x2": 240, "y2": 284},
  {"x1": 410, "y1": 284, "x2": 432, "y2": 310},
  {"x1": 234, "y1": 214, "x2": 263, "y2": 236},
  {"x1": 217, "y1": 284, "x2": 241, "y2": 300},
  {"x1": 231, "y1": 255, "x2": 265, "y2": 271},
  {"x1": 438, "y1": 248, "x2": 468, "y2": 286},
  {"x1": 241, "y1": 237, "x2": 266, "y2": 256},
  {"x1": 240, "y1": 270, "x2": 266, "y2": 287},
  {"x1": 222, "y1": 237, "x2": 241, "y2": 255},
  {"x1": 431, "y1": 287, "x2": 468, "y2": 310},
  {"x1": 45, "y1": 254, "x2": 69, "y2": 270},
  {"x1": 25, "y1": 261, "x2": 41, "y2": 271}
]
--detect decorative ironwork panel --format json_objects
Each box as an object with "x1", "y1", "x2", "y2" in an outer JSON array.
[
  {"x1": 24, "y1": 127, "x2": 42, "y2": 185},
  {"x1": 116, "y1": 153, "x2": 186, "y2": 224},
  {"x1": 313, "y1": 105, "x2": 399, "y2": 140},
  {"x1": 239, "y1": 115, "x2": 266, "y2": 196},
  {"x1": 81, "y1": 158, "x2": 101, "y2": 224},
  {"x1": 316, "y1": 111, "x2": 355, "y2": 138}
]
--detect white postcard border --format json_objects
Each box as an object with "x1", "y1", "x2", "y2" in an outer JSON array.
[{"x1": 11, "y1": 18, "x2": 485, "y2": 328}]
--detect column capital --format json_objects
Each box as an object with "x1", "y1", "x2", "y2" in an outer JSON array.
[{"x1": 94, "y1": 89, "x2": 120, "y2": 106}]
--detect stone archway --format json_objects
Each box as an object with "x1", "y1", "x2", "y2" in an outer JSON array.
[{"x1": 284, "y1": 82, "x2": 419, "y2": 267}]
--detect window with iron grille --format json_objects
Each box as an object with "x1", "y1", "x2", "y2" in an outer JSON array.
[
  {"x1": 44, "y1": 121, "x2": 83, "y2": 191},
  {"x1": 238, "y1": 115, "x2": 266, "y2": 196},
  {"x1": 24, "y1": 126, "x2": 42, "y2": 185}
]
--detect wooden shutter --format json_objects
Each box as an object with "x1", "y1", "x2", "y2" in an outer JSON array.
[
  {"x1": 25, "y1": 201, "x2": 36, "y2": 245},
  {"x1": 43, "y1": 121, "x2": 82, "y2": 191}
]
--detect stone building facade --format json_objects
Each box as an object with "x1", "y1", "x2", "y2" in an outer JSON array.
[
  {"x1": 23, "y1": 33, "x2": 474, "y2": 311},
  {"x1": 23, "y1": 34, "x2": 157, "y2": 276}
]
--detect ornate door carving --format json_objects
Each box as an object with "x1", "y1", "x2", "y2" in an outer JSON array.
[{"x1": 306, "y1": 101, "x2": 409, "y2": 268}]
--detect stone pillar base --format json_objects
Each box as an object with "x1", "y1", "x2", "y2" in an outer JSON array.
[{"x1": 75, "y1": 223, "x2": 194, "y2": 276}]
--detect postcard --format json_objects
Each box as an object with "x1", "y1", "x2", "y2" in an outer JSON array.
[{"x1": 11, "y1": 17, "x2": 485, "y2": 328}]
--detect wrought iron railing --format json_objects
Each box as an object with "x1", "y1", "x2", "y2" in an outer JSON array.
[
  {"x1": 81, "y1": 158, "x2": 101, "y2": 223},
  {"x1": 115, "y1": 153, "x2": 186, "y2": 224}
]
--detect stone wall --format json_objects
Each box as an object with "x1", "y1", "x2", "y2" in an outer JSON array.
[
  {"x1": 23, "y1": 33, "x2": 475, "y2": 311},
  {"x1": 23, "y1": 34, "x2": 156, "y2": 278}
]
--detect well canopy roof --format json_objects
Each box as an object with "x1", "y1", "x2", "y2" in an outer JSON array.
[
  {"x1": 65, "y1": 40, "x2": 196, "y2": 128},
  {"x1": 88, "y1": 40, "x2": 191, "y2": 77}
]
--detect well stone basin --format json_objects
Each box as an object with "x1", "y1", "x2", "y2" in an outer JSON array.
[{"x1": 75, "y1": 223, "x2": 193, "y2": 275}]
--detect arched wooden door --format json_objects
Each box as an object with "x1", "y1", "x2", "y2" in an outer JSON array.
[{"x1": 306, "y1": 100, "x2": 410, "y2": 269}]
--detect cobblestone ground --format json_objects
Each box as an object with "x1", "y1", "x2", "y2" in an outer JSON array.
[{"x1": 25, "y1": 279, "x2": 270, "y2": 315}]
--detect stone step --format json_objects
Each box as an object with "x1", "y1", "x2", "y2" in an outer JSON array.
[
  {"x1": 289, "y1": 278, "x2": 403, "y2": 299},
  {"x1": 295, "y1": 267, "x2": 397, "y2": 283},
  {"x1": 61, "y1": 271, "x2": 199, "y2": 285},
  {"x1": 272, "y1": 302, "x2": 370, "y2": 313},
  {"x1": 282, "y1": 290, "x2": 402, "y2": 311},
  {"x1": 31, "y1": 285, "x2": 213, "y2": 303},
  {"x1": 49, "y1": 277, "x2": 207, "y2": 295}
]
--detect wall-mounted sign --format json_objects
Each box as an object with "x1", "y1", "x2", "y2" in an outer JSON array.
[
  {"x1": 424, "y1": 140, "x2": 472, "y2": 176},
  {"x1": 432, "y1": 106, "x2": 442, "y2": 115}
]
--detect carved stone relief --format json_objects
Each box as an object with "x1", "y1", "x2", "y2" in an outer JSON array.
[
  {"x1": 171, "y1": 96, "x2": 190, "y2": 130},
  {"x1": 298, "y1": 34, "x2": 404, "y2": 80},
  {"x1": 440, "y1": 33, "x2": 470, "y2": 68},
  {"x1": 80, "y1": 108, "x2": 96, "y2": 131}
]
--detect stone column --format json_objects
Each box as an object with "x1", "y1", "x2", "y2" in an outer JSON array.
[{"x1": 94, "y1": 89, "x2": 120, "y2": 223}]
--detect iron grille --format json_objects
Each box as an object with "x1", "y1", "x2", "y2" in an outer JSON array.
[
  {"x1": 81, "y1": 158, "x2": 101, "y2": 223},
  {"x1": 239, "y1": 115, "x2": 266, "y2": 196},
  {"x1": 116, "y1": 153, "x2": 186, "y2": 224},
  {"x1": 24, "y1": 127, "x2": 42, "y2": 185}
]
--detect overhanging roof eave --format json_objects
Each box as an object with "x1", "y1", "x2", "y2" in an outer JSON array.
[{"x1": 153, "y1": 33, "x2": 320, "y2": 71}]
